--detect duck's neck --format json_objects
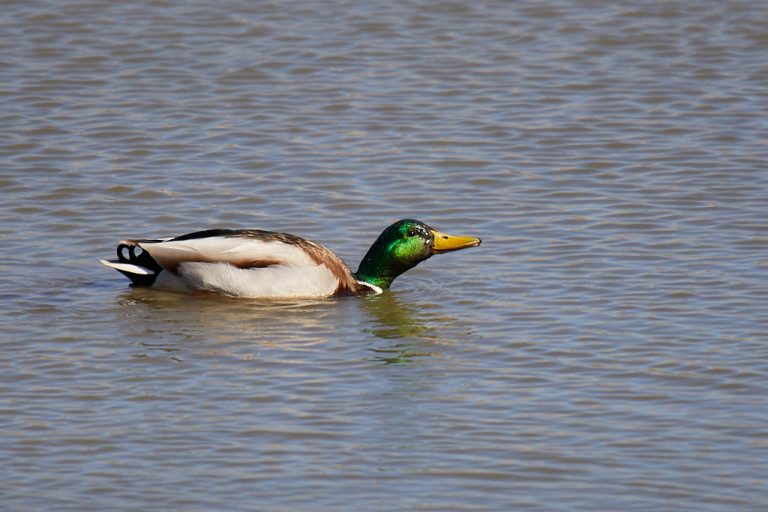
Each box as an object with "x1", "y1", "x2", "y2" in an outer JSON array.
[
  {"x1": 354, "y1": 246, "x2": 403, "y2": 291},
  {"x1": 353, "y1": 261, "x2": 396, "y2": 291}
]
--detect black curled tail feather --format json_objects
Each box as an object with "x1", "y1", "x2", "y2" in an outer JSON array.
[
  {"x1": 117, "y1": 241, "x2": 163, "y2": 273},
  {"x1": 115, "y1": 241, "x2": 163, "y2": 286}
]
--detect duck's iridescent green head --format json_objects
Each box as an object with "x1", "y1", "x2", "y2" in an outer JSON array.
[{"x1": 354, "y1": 219, "x2": 481, "y2": 290}]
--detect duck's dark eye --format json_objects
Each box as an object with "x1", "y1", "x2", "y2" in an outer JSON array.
[{"x1": 407, "y1": 229, "x2": 417, "y2": 237}]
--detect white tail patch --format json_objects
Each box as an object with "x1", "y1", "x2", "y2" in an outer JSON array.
[{"x1": 100, "y1": 259, "x2": 154, "y2": 276}]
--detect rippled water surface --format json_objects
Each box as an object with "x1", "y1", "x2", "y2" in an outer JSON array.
[{"x1": 2, "y1": 1, "x2": 767, "y2": 510}]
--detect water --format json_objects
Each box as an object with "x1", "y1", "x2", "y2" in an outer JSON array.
[{"x1": 2, "y1": 1, "x2": 767, "y2": 510}]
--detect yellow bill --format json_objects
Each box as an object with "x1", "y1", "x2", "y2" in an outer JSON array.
[{"x1": 430, "y1": 229, "x2": 482, "y2": 254}]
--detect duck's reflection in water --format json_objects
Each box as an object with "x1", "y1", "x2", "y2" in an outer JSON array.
[
  {"x1": 113, "y1": 287, "x2": 461, "y2": 365},
  {"x1": 360, "y1": 292, "x2": 453, "y2": 365},
  {"x1": 114, "y1": 287, "x2": 338, "y2": 353}
]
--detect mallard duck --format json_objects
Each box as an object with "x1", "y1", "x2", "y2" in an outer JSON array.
[{"x1": 101, "y1": 219, "x2": 480, "y2": 298}]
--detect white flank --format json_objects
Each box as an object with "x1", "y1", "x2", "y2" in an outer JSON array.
[
  {"x1": 173, "y1": 262, "x2": 339, "y2": 298},
  {"x1": 100, "y1": 259, "x2": 153, "y2": 275},
  {"x1": 152, "y1": 271, "x2": 195, "y2": 293}
]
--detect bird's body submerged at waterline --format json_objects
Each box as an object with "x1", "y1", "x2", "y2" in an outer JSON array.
[{"x1": 101, "y1": 219, "x2": 481, "y2": 299}]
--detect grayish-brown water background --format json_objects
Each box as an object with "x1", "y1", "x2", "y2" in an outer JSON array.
[{"x1": 2, "y1": 1, "x2": 767, "y2": 510}]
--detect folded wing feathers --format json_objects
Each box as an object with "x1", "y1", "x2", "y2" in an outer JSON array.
[{"x1": 139, "y1": 236, "x2": 313, "y2": 272}]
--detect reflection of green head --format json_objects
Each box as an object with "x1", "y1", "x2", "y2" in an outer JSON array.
[{"x1": 354, "y1": 219, "x2": 481, "y2": 290}]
